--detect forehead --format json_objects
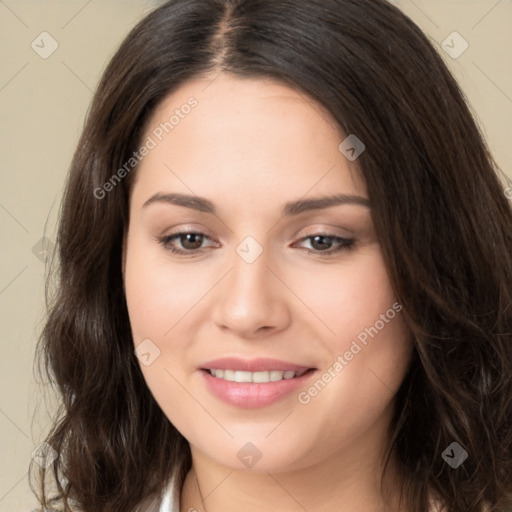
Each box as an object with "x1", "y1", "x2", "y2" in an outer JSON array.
[{"x1": 130, "y1": 74, "x2": 367, "y2": 209}]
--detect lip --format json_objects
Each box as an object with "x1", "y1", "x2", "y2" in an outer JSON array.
[
  {"x1": 198, "y1": 357, "x2": 317, "y2": 408},
  {"x1": 199, "y1": 357, "x2": 312, "y2": 373}
]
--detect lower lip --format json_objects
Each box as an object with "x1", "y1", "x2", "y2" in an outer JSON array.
[{"x1": 199, "y1": 369, "x2": 317, "y2": 408}]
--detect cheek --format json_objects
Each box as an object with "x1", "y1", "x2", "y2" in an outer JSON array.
[
  {"x1": 124, "y1": 234, "x2": 204, "y2": 343},
  {"x1": 291, "y1": 247, "x2": 399, "y2": 343},
  {"x1": 290, "y1": 248, "x2": 411, "y2": 426},
  {"x1": 123, "y1": 234, "x2": 200, "y2": 421}
]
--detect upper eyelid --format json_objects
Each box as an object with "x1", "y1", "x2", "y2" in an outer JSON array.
[{"x1": 161, "y1": 223, "x2": 354, "y2": 238}]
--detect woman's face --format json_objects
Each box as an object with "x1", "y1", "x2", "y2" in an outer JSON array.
[{"x1": 123, "y1": 74, "x2": 412, "y2": 473}]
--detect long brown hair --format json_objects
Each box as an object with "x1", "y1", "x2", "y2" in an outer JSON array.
[{"x1": 31, "y1": 0, "x2": 512, "y2": 510}]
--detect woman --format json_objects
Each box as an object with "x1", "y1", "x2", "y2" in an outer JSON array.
[{"x1": 31, "y1": 0, "x2": 512, "y2": 511}]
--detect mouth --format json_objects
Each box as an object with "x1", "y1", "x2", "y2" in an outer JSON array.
[{"x1": 198, "y1": 358, "x2": 318, "y2": 408}]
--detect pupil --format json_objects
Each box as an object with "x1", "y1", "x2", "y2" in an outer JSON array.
[
  {"x1": 182, "y1": 233, "x2": 203, "y2": 250},
  {"x1": 311, "y1": 235, "x2": 332, "y2": 251}
]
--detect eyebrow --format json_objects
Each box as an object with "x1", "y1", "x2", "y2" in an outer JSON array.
[{"x1": 142, "y1": 192, "x2": 371, "y2": 215}]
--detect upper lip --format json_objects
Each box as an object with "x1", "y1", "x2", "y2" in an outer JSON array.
[{"x1": 200, "y1": 357, "x2": 315, "y2": 373}]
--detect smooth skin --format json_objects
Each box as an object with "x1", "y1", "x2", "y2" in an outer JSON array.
[{"x1": 122, "y1": 73, "x2": 413, "y2": 512}]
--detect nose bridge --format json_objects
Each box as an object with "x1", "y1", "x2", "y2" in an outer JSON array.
[
  {"x1": 227, "y1": 238, "x2": 274, "y2": 308},
  {"x1": 211, "y1": 236, "x2": 289, "y2": 335}
]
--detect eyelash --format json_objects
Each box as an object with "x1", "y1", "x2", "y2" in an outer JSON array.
[{"x1": 157, "y1": 231, "x2": 356, "y2": 257}]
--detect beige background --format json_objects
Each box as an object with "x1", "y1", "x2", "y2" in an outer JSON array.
[{"x1": 1, "y1": 1, "x2": 511, "y2": 510}]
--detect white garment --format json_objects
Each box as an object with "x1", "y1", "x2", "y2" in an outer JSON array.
[{"x1": 159, "y1": 476, "x2": 179, "y2": 512}]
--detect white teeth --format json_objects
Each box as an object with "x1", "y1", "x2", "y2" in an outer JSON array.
[
  {"x1": 252, "y1": 371, "x2": 270, "y2": 383},
  {"x1": 270, "y1": 370, "x2": 284, "y2": 382},
  {"x1": 234, "y1": 370, "x2": 252, "y2": 383},
  {"x1": 208, "y1": 368, "x2": 309, "y2": 383}
]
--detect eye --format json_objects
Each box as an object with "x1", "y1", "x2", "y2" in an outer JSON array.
[
  {"x1": 158, "y1": 231, "x2": 218, "y2": 255},
  {"x1": 295, "y1": 233, "x2": 356, "y2": 256}
]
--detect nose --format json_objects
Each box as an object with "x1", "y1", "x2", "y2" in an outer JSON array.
[{"x1": 211, "y1": 245, "x2": 291, "y2": 339}]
